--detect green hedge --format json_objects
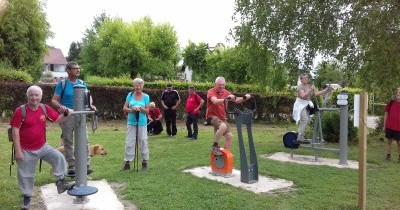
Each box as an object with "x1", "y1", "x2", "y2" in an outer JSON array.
[
  {"x1": 86, "y1": 75, "x2": 265, "y2": 94},
  {"x1": 0, "y1": 81, "x2": 294, "y2": 122},
  {"x1": 0, "y1": 68, "x2": 33, "y2": 83},
  {"x1": 0, "y1": 79, "x2": 372, "y2": 126}
]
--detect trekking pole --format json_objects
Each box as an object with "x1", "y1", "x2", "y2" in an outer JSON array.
[
  {"x1": 10, "y1": 143, "x2": 14, "y2": 176},
  {"x1": 134, "y1": 110, "x2": 140, "y2": 172}
]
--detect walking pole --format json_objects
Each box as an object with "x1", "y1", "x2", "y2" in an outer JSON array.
[
  {"x1": 134, "y1": 110, "x2": 140, "y2": 172},
  {"x1": 10, "y1": 143, "x2": 14, "y2": 176}
]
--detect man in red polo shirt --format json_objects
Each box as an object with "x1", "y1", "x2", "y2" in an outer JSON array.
[
  {"x1": 185, "y1": 85, "x2": 204, "y2": 140},
  {"x1": 206, "y1": 76, "x2": 251, "y2": 155},
  {"x1": 10, "y1": 85, "x2": 74, "y2": 210},
  {"x1": 147, "y1": 102, "x2": 163, "y2": 135}
]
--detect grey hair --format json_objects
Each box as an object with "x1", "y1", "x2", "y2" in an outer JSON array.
[
  {"x1": 26, "y1": 85, "x2": 42, "y2": 96},
  {"x1": 300, "y1": 73, "x2": 308, "y2": 79},
  {"x1": 215, "y1": 76, "x2": 226, "y2": 84},
  {"x1": 133, "y1": 78, "x2": 144, "y2": 87},
  {"x1": 66, "y1": 61, "x2": 79, "y2": 71}
]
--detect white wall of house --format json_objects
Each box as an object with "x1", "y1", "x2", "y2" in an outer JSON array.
[{"x1": 43, "y1": 64, "x2": 66, "y2": 73}]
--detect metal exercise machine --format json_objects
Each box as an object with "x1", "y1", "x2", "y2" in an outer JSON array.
[
  {"x1": 210, "y1": 97, "x2": 258, "y2": 184},
  {"x1": 67, "y1": 84, "x2": 98, "y2": 203},
  {"x1": 283, "y1": 90, "x2": 349, "y2": 165}
]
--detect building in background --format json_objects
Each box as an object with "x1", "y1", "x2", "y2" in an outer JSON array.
[{"x1": 41, "y1": 47, "x2": 68, "y2": 82}]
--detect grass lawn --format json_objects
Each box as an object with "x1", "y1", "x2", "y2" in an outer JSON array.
[{"x1": 0, "y1": 119, "x2": 399, "y2": 210}]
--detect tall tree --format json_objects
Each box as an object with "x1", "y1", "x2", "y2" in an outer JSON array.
[
  {"x1": 67, "y1": 41, "x2": 81, "y2": 62},
  {"x1": 80, "y1": 16, "x2": 179, "y2": 78},
  {"x1": 234, "y1": 0, "x2": 400, "y2": 98},
  {"x1": 182, "y1": 41, "x2": 209, "y2": 81},
  {"x1": 313, "y1": 61, "x2": 344, "y2": 88},
  {"x1": 80, "y1": 12, "x2": 110, "y2": 76},
  {"x1": 0, "y1": 0, "x2": 51, "y2": 79}
]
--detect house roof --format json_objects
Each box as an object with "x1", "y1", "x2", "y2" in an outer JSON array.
[{"x1": 44, "y1": 48, "x2": 67, "y2": 65}]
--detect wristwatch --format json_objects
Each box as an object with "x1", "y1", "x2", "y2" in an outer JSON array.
[{"x1": 63, "y1": 109, "x2": 69, "y2": 117}]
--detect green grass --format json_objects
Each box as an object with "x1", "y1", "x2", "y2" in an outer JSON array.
[{"x1": 1, "y1": 120, "x2": 399, "y2": 210}]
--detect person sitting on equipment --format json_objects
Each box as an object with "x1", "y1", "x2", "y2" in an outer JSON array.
[
  {"x1": 206, "y1": 76, "x2": 251, "y2": 155},
  {"x1": 147, "y1": 102, "x2": 163, "y2": 135}
]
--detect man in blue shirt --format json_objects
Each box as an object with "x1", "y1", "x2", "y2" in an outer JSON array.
[{"x1": 51, "y1": 61, "x2": 96, "y2": 176}]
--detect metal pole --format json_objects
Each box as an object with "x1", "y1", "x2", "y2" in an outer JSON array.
[
  {"x1": 67, "y1": 84, "x2": 98, "y2": 203},
  {"x1": 74, "y1": 85, "x2": 87, "y2": 188},
  {"x1": 339, "y1": 95, "x2": 348, "y2": 165}
]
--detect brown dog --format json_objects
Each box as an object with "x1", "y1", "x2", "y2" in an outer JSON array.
[
  {"x1": 50, "y1": 144, "x2": 107, "y2": 174},
  {"x1": 56, "y1": 143, "x2": 108, "y2": 157}
]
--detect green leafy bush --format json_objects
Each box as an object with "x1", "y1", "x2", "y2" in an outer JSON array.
[
  {"x1": 321, "y1": 111, "x2": 358, "y2": 143},
  {"x1": 85, "y1": 75, "x2": 265, "y2": 93},
  {"x1": 0, "y1": 68, "x2": 33, "y2": 83}
]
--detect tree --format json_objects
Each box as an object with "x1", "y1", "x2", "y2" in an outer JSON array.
[
  {"x1": 0, "y1": 0, "x2": 51, "y2": 80},
  {"x1": 234, "y1": 0, "x2": 400, "y2": 98},
  {"x1": 80, "y1": 16, "x2": 179, "y2": 78},
  {"x1": 80, "y1": 12, "x2": 110, "y2": 76},
  {"x1": 67, "y1": 41, "x2": 81, "y2": 62},
  {"x1": 182, "y1": 41, "x2": 209, "y2": 81},
  {"x1": 206, "y1": 46, "x2": 250, "y2": 84},
  {"x1": 313, "y1": 61, "x2": 344, "y2": 88}
]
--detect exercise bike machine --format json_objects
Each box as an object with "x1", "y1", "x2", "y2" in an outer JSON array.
[{"x1": 210, "y1": 97, "x2": 258, "y2": 183}]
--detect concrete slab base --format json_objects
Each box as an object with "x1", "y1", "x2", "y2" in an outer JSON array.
[
  {"x1": 41, "y1": 179, "x2": 124, "y2": 210},
  {"x1": 184, "y1": 166, "x2": 293, "y2": 194},
  {"x1": 264, "y1": 152, "x2": 359, "y2": 169}
]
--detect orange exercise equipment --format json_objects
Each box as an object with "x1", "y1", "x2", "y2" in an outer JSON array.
[{"x1": 210, "y1": 148, "x2": 234, "y2": 177}]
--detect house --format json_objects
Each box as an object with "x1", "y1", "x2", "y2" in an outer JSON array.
[{"x1": 42, "y1": 47, "x2": 68, "y2": 80}]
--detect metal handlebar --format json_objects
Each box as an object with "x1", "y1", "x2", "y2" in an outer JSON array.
[{"x1": 223, "y1": 96, "x2": 257, "y2": 118}]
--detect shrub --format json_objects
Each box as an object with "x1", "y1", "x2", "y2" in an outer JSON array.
[
  {"x1": 321, "y1": 111, "x2": 358, "y2": 143},
  {"x1": 0, "y1": 68, "x2": 33, "y2": 83}
]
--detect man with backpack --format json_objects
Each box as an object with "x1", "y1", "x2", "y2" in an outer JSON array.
[
  {"x1": 383, "y1": 87, "x2": 400, "y2": 162},
  {"x1": 51, "y1": 61, "x2": 96, "y2": 176},
  {"x1": 10, "y1": 85, "x2": 74, "y2": 210},
  {"x1": 185, "y1": 85, "x2": 204, "y2": 140}
]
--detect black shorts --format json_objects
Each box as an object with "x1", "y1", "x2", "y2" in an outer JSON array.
[{"x1": 385, "y1": 129, "x2": 400, "y2": 141}]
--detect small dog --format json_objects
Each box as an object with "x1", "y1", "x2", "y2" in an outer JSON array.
[
  {"x1": 50, "y1": 144, "x2": 107, "y2": 174},
  {"x1": 56, "y1": 144, "x2": 108, "y2": 157}
]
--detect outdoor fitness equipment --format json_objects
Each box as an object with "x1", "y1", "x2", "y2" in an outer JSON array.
[
  {"x1": 133, "y1": 110, "x2": 140, "y2": 172},
  {"x1": 210, "y1": 96, "x2": 258, "y2": 184},
  {"x1": 67, "y1": 84, "x2": 98, "y2": 203},
  {"x1": 283, "y1": 90, "x2": 349, "y2": 165}
]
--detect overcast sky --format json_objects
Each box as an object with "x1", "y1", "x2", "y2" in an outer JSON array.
[{"x1": 43, "y1": 0, "x2": 237, "y2": 56}]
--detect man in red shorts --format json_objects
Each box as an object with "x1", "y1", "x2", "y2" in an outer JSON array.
[{"x1": 206, "y1": 76, "x2": 251, "y2": 155}]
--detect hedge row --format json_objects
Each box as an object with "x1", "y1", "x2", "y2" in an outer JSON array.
[
  {"x1": 0, "y1": 81, "x2": 295, "y2": 123},
  {"x1": 1, "y1": 80, "x2": 370, "y2": 125}
]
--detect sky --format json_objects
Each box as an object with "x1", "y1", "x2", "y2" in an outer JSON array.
[{"x1": 43, "y1": 0, "x2": 237, "y2": 56}]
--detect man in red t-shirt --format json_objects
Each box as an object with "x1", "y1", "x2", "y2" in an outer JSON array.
[
  {"x1": 185, "y1": 85, "x2": 204, "y2": 140},
  {"x1": 383, "y1": 87, "x2": 400, "y2": 162},
  {"x1": 206, "y1": 77, "x2": 251, "y2": 155},
  {"x1": 147, "y1": 102, "x2": 163, "y2": 135},
  {"x1": 10, "y1": 85, "x2": 74, "y2": 210}
]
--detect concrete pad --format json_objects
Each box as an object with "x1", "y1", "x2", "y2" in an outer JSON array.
[
  {"x1": 41, "y1": 179, "x2": 124, "y2": 210},
  {"x1": 264, "y1": 152, "x2": 359, "y2": 169},
  {"x1": 183, "y1": 166, "x2": 293, "y2": 194}
]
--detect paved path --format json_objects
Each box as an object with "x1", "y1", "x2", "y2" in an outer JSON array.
[{"x1": 367, "y1": 116, "x2": 379, "y2": 129}]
